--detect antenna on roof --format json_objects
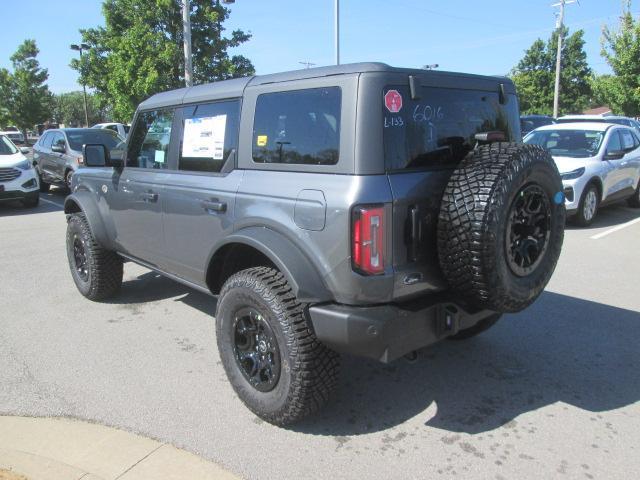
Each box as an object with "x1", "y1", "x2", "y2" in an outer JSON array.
[{"x1": 299, "y1": 61, "x2": 316, "y2": 69}]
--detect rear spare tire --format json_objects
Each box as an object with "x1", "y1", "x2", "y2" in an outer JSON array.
[{"x1": 438, "y1": 143, "x2": 565, "y2": 313}]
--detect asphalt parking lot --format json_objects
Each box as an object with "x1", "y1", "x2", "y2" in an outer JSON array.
[{"x1": 1, "y1": 189, "x2": 639, "y2": 480}]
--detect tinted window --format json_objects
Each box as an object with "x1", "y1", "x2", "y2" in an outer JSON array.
[
  {"x1": 525, "y1": 129, "x2": 604, "y2": 158},
  {"x1": 106, "y1": 125, "x2": 118, "y2": 133},
  {"x1": 620, "y1": 129, "x2": 636, "y2": 151},
  {"x1": 127, "y1": 109, "x2": 174, "y2": 169},
  {"x1": 52, "y1": 132, "x2": 66, "y2": 149},
  {"x1": 124, "y1": 125, "x2": 130, "y2": 134},
  {"x1": 66, "y1": 130, "x2": 121, "y2": 151},
  {"x1": 384, "y1": 86, "x2": 520, "y2": 170},
  {"x1": 179, "y1": 100, "x2": 239, "y2": 173},
  {"x1": 253, "y1": 87, "x2": 341, "y2": 165}
]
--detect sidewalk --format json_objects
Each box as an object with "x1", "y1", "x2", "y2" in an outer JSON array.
[{"x1": 0, "y1": 416, "x2": 240, "y2": 480}]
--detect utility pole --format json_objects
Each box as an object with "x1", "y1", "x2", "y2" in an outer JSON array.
[
  {"x1": 182, "y1": 0, "x2": 193, "y2": 87},
  {"x1": 552, "y1": 0, "x2": 577, "y2": 118},
  {"x1": 70, "y1": 43, "x2": 90, "y2": 127},
  {"x1": 335, "y1": 0, "x2": 340, "y2": 65}
]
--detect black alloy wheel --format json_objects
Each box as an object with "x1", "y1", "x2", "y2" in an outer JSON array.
[
  {"x1": 232, "y1": 307, "x2": 281, "y2": 392},
  {"x1": 505, "y1": 184, "x2": 551, "y2": 277},
  {"x1": 72, "y1": 234, "x2": 89, "y2": 282}
]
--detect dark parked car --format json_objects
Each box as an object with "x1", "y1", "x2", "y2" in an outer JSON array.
[
  {"x1": 520, "y1": 114, "x2": 555, "y2": 137},
  {"x1": 33, "y1": 128, "x2": 123, "y2": 190},
  {"x1": 64, "y1": 63, "x2": 565, "y2": 425}
]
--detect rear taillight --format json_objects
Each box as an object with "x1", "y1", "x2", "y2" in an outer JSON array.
[{"x1": 352, "y1": 205, "x2": 385, "y2": 275}]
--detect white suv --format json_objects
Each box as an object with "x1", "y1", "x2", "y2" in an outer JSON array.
[
  {"x1": 525, "y1": 122, "x2": 640, "y2": 226},
  {"x1": 0, "y1": 134, "x2": 39, "y2": 207}
]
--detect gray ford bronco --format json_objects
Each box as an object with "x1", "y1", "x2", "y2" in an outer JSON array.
[{"x1": 64, "y1": 63, "x2": 565, "y2": 425}]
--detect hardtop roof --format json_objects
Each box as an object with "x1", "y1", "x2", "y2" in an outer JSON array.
[{"x1": 138, "y1": 62, "x2": 516, "y2": 111}]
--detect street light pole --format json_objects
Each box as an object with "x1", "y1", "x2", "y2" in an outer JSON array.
[
  {"x1": 334, "y1": 0, "x2": 340, "y2": 65},
  {"x1": 71, "y1": 43, "x2": 90, "y2": 127},
  {"x1": 552, "y1": 0, "x2": 577, "y2": 118},
  {"x1": 182, "y1": 0, "x2": 193, "y2": 87}
]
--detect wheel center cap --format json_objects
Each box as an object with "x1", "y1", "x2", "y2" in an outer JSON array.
[{"x1": 258, "y1": 340, "x2": 267, "y2": 353}]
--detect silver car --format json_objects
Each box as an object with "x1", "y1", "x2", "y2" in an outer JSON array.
[{"x1": 525, "y1": 122, "x2": 640, "y2": 225}]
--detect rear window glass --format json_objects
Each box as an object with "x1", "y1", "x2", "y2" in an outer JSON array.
[
  {"x1": 253, "y1": 87, "x2": 341, "y2": 165},
  {"x1": 67, "y1": 130, "x2": 121, "y2": 151},
  {"x1": 383, "y1": 86, "x2": 520, "y2": 170}
]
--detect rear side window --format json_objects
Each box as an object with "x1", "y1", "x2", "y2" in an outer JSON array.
[
  {"x1": 383, "y1": 86, "x2": 520, "y2": 170},
  {"x1": 252, "y1": 87, "x2": 341, "y2": 165},
  {"x1": 127, "y1": 109, "x2": 174, "y2": 169},
  {"x1": 179, "y1": 100, "x2": 239, "y2": 173}
]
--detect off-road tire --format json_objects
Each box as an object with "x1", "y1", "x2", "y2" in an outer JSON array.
[
  {"x1": 448, "y1": 313, "x2": 502, "y2": 340},
  {"x1": 438, "y1": 143, "x2": 565, "y2": 313},
  {"x1": 66, "y1": 213, "x2": 123, "y2": 301},
  {"x1": 216, "y1": 267, "x2": 339, "y2": 426},
  {"x1": 575, "y1": 183, "x2": 599, "y2": 226},
  {"x1": 627, "y1": 183, "x2": 640, "y2": 208}
]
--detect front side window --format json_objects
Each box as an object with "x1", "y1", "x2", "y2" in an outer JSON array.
[
  {"x1": 383, "y1": 86, "x2": 520, "y2": 170},
  {"x1": 606, "y1": 130, "x2": 622, "y2": 153},
  {"x1": 127, "y1": 109, "x2": 174, "y2": 169},
  {"x1": 52, "y1": 132, "x2": 66, "y2": 149},
  {"x1": 179, "y1": 100, "x2": 239, "y2": 173},
  {"x1": 620, "y1": 129, "x2": 636, "y2": 151},
  {"x1": 253, "y1": 87, "x2": 341, "y2": 165},
  {"x1": 40, "y1": 132, "x2": 53, "y2": 148},
  {"x1": 67, "y1": 130, "x2": 121, "y2": 152}
]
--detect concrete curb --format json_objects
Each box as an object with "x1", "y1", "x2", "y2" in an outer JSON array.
[{"x1": 0, "y1": 416, "x2": 241, "y2": 480}]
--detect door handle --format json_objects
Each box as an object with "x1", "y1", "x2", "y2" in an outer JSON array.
[
  {"x1": 201, "y1": 200, "x2": 227, "y2": 213},
  {"x1": 141, "y1": 192, "x2": 158, "y2": 202}
]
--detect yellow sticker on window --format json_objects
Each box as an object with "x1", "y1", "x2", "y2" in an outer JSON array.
[{"x1": 256, "y1": 135, "x2": 268, "y2": 147}]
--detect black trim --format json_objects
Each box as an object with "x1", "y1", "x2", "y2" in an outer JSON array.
[{"x1": 601, "y1": 186, "x2": 636, "y2": 206}]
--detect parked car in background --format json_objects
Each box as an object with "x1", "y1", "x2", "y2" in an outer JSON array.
[
  {"x1": 0, "y1": 130, "x2": 25, "y2": 145},
  {"x1": 556, "y1": 114, "x2": 640, "y2": 137},
  {"x1": 520, "y1": 114, "x2": 555, "y2": 137},
  {"x1": 92, "y1": 122, "x2": 130, "y2": 139},
  {"x1": 0, "y1": 134, "x2": 39, "y2": 207},
  {"x1": 524, "y1": 122, "x2": 640, "y2": 226},
  {"x1": 33, "y1": 128, "x2": 123, "y2": 190}
]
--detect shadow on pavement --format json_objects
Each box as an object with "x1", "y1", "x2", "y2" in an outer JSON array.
[
  {"x1": 565, "y1": 203, "x2": 640, "y2": 230},
  {"x1": 293, "y1": 291, "x2": 640, "y2": 436},
  {"x1": 0, "y1": 187, "x2": 66, "y2": 218}
]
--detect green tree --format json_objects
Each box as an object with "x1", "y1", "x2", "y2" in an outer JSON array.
[
  {"x1": 72, "y1": 0, "x2": 254, "y2": 121},
  {"x1": 0, "y1": 68, "x2": 11, "y2": 127},
  {"x1": 599, "y1": 1, "x2": 640, "y2": 116},
  {"x1": 2, "y1": 40, "x2": 53, "y2": 138},
  {"x1": 511, "y1": 29, "x2": 592, "y2": 116},
  {"x1": 52, "y1": 91, "x2": 110, "y2": 127}
]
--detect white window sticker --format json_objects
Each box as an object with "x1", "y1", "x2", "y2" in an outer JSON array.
[
  {"x1": 154, "y1": 150, "x2": 165, "y2": 164},
  {"x1": 182, "y1": 115, "x2": 227, "y2": 160}
]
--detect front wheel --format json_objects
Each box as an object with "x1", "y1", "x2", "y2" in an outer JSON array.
[
  {"x1": 575, "y1": 184, "x2": 599, "y2": 226},
  {"x1": 66, "y1": 213, "x2": 123, "y2": 301},
  {"x1": 216, "y1": 267, "x2": 339, "y2": 426},
  {"x1": 38, "y1": 170, "x2": 50, "y2": 192}
]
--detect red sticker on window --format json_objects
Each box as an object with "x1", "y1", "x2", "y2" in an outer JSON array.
[{"x1": 384, "y1": 90, "x2": 403, "y2": 113}]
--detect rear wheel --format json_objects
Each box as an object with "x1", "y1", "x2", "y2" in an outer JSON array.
[
  {"x1": 216, "y1": 267, "x2": 339, "y2": 426},
  {"x1": 575, "y1": 184, "x2": 599, "y2": 226},
  {"x1": 438, "y1": 143, "x2": 565, "y2": 313},
  {"x1": 65, "y1": 169, "x2": 74, "y2": 190},
  {"x1": 66, "y1": 213, "x2": 123, "y2": 300}
]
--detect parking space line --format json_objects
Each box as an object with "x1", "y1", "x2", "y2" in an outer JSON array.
[
  {"x1": 40, "y1": 197, "x2": 64, "y2": 209},
  {"x1": 590, "y1": 217, "x2": 640, "y2": 240}
]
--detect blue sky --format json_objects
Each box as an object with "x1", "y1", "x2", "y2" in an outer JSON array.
[{"x1": 0, "y1": 0, "x2": 632, "y2": 94}]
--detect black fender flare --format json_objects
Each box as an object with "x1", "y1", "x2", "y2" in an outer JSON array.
[
  {"x1": 210, "y1": 227, "x2": 332, "y2": 304},
  {"x1": 64, "y1": 192, "x2": 113, "y2": 250}
]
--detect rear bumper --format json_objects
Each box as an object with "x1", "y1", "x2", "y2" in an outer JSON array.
[{"x1": 308, "y1": 298, "x2": 495, "y2": 363}]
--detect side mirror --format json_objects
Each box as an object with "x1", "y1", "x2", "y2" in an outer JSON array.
[
  {"x1": 83, "y1": 144, "x2": 110, "y2": 167},
  {"x1": 604, "y1": 150, "x2": 625, "y2": 160},
  {"x1": 51, "y1": 144, "x2": 66, "y2": 153},
  {"x1": 19, "y1": 147, "x2": 30, "y2": 154}
]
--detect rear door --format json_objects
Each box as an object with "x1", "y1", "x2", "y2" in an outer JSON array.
[
  {"x1": 161, "y1": 99, "x2": 243, "y2": 285},
  {"x1": 50, "y1": 132, "x2": 67, "y2": 180},
  {"x1": 382, "y1": 82, "x2": 521, "y2": 300}
]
